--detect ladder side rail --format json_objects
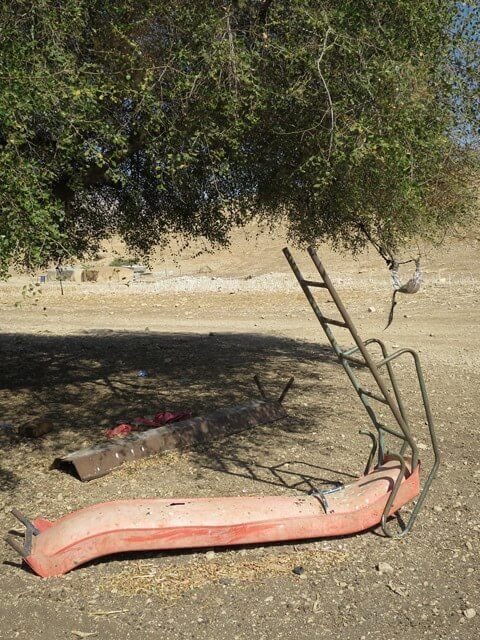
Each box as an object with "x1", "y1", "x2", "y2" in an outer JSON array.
[
  {"x1": 307, "y1": 247, "x2": 419, "y2": 469},
  {"x1": 283, "y1": 248, "x2": 345, "y2": 358},
  {"x1": 380, "y1": 452, "x2": 407, "y2": 537},
  {"x1": 363, "y1": 338, "x2": 410, "y2": 432},
  {"x1": 283, "y1": 247, "x2": 391, "y2": 461},
  {"x1": 339, "y1": 361, "x2": 392, "y2": 462}
]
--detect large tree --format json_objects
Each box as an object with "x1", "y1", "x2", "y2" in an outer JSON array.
[{"x1": 0, "y1": 1, "x2": 478, "y2": 276}]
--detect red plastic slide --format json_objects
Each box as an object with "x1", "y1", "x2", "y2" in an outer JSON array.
[{"x1": 6, "y1": 457, "x2": 419, "y2": 577}]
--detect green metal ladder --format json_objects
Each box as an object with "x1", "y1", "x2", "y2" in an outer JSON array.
[{"x1": 284, "y1": 246, "x2": 441, "y2": 537}]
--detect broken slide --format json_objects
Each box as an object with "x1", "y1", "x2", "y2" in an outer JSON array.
[{"x1": 6, "y1": 457, "x2": 418, "y2": 577}]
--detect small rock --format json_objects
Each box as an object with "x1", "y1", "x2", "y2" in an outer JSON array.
[
  {"x1": 293, "y1": 566, "x2": 305, "y2": 576},
  {"x1": 386, "y1": 582, "x2": 408, "y2": 597},
  {"x1": 463, "y1": 608, "x2": 476, "y2": 619},
  {"x1": 433, "y1": 505, "x2": 443, "y2": 513},
  {"x1": 367, "y1": 306, "x2": 376, "y2": 313},
  {"x1": 376, "y1": 562, "x2": 394, "y2": 575},
  {"x1": 205, "y1": 550, "x2": 216, "y2": 560},
  {"x1": 19, "y1": 420, "x2": 54, "y2": 438}
]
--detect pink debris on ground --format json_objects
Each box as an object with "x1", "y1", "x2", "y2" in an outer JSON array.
[{"x1": 105, "y1": 411, "x2": 192, "y2": 438}]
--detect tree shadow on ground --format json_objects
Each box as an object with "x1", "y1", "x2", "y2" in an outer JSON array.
[{"x1": 0, "y1": 330, "x2": 359, "y2": 491}]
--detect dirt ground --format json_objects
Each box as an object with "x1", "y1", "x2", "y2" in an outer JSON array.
[{"x1": 0, "y1": 227, "x2": 479, "y2": 640}]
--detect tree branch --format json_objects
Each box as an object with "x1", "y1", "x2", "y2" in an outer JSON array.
[{"x1": 316, "y1": 27, "x2": 335, "y2": 162}]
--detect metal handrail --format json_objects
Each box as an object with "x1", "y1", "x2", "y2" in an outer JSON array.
[{"x1": 375, "y1": 347, "x2": 441, "y2": 537}]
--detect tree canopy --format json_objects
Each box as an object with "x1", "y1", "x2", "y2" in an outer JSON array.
[{"x1": 0, "y1": 1, "x2": 478, "y2": 276}]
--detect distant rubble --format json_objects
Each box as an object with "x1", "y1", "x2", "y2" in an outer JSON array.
[{"x1": 45, "y1": 264, "x2": 147, "y2": 284}]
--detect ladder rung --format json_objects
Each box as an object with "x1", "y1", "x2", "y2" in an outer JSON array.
[
  {"x1": 340, "y1": 353, "x2": 366, "y2": 367},
  {"x1": 320, "y1": 317, "x2": 348, "y2": 328},
  {"x1": 301, "y1": 279, "x2": 327, "y2": 288},
  {"x1": 378, "y1": 423, "x2": 406, "y2": 440},
  {"x1": 359, "y1": 388, "x2": 388, "y2": 405},
  {"x1": 342, "y1": 344, "x2": 361, "y2": 357}
]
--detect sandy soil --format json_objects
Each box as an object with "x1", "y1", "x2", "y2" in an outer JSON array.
[{"x1": 0, "y1": 227, "x2": 479, "y2": 640}]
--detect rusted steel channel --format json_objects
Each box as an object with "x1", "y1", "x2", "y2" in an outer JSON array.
[{"x1": 55, "y1": 378, "x2": 293, "y2": 482}]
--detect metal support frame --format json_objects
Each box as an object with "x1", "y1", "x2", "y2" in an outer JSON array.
[
  {"x1": 5, "y1": 509, "x2": 39, "y2": 557},
  {"x1": 254, "y1": 374, "x2": 295, "y2": 404},
  {"x1": 284, "y1": 246, "x2": 440, "y2": 537}
]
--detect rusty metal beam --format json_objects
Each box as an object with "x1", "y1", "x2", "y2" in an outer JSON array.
[{"x1": 54, "y1": 399, "x2": 287, "y2": 482}]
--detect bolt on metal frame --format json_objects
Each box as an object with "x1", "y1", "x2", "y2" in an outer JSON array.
[{"x1": 283, "y1": 246, "x2": 441, "y2": 537}]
